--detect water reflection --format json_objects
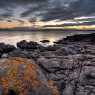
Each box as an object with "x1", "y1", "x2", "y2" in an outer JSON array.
[{"x1": 0, "y1": 31, "x2": 95, "y2": 46}]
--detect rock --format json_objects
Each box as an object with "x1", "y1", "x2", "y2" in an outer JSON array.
[
  {"x1": 17, "y1": 40, "x2": 40, "y2": 50},
  {"x1": 40, "y1": 51, "x2": 56, "y2": 58},
  {"x1": 40, "y1": 40, "x2": 50, "y2": 43},
  {"x1": 37, "y1": 57, "x2": 61, "y2": 73},
  {"x1": 1, "y1": 53, "x2": 8, "y2": 58},
  {"x1": 54, "y1": 39, "x2": 67, "y2": 44},
  {"x1": 8, "y1": 49, "x2": 41, "y2": 60},
  {"x1": 55, "y1": 33, "x2": 95, "y2": 44},
  {"x1": 4, "y1": 44, "x2": 16, "y2": 53},
  {"x1": 45, "y1": 46, "x2": 58, "y2": 51},
  {"x1": 0, "y1": 57, "x2": 60, "y2": 95},
  {"x1": 17, "y1": 40, "x2": 28, "y2": 49},
  {"x1": 55, "y1": 47, "x2": 74, "y2": 56},
  {"x1": 37, "y1": 45, "x2": 46, "y2": 52},
  {"x1": 0, "y1": 43, "x2": 6, "y2": 53},
  {"x1": 8, "y1": 49, "x2": 29, "y2": 58},
  {"x1": 36, "y1": 54, "x2": 95, "y2": 95},
  {"x1": 64, "y1": 33, "x2": 95, "y2": 42},
  {"x1": 62, "y1": 84, "x2": 74, "y2": 95},
  {"x1": 0, "y1": 53, "x2": 2, "y2": 58},
  {"x1": 0, "y1": 43, "x2": 16, "y2": 54}
]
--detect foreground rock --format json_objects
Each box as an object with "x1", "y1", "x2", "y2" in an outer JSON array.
[
  {"x1": 37, "y1": 54, "x2": 95, "y2": 95},
  {"x1": 0, "y1": 57, "x2": 60, "y2": 95}
]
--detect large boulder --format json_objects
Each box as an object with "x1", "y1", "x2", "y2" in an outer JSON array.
[{"x1": 0, "y1": 57, "x2": 60, "y2": 95}]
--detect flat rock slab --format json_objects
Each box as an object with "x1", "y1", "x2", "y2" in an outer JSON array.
[{"x1": 37, "y1": 54, "x2": 95, "y2": 95}]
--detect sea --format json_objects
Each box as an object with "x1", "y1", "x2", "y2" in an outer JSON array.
[{"x1": 0, "y1": 30, "x2": 95, "y2": 46}]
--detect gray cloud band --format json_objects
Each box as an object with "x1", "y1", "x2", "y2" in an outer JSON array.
[{"x1": 0, "y1": 0, "x2": 95, "y2": 22}]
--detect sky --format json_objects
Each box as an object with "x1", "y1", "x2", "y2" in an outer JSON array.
[{"x1": 0, "y1": 0, "x2": 95, "y2": 28}]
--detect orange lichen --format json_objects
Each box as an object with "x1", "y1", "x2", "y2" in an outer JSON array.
[
  {"x1": 1, "y1": 78, "x2": 9, "y2": 95},
  {"x1": 0, "y1": 57, "x2": 42, "y2": 95},
  {"x1": 48, "y1": 80, "x2": 60, "y2": 95},
  {"x1": 0, "y1": 57, "x2": 60, "y2": 95}
]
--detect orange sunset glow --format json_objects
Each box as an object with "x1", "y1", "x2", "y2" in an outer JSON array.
[
  {"x1": 0, "y1": 18, "x2": 95, "y2": 30},
  {"x1": 0, "y1": 20, "x2": 45, "y2": 29},
  {"x1": 0, "y1": 21, "x2": 21, "y2": 29}
]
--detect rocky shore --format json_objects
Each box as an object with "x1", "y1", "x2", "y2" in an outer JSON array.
[{"x1": 0, "y1": 33, "x2": 95, "y2": 95}]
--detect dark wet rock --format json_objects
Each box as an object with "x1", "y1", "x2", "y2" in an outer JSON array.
[
  {"x1": 8, "y1": 49, "x2": 29, "y2": 58},
  {"x1": 45, "y1": 46, "x2": 58, "y2": 51},
  {"x1": 54, "y1": 47, "x2": 75, "y2": 56},
  {"x1": 64, "y1": 33, "x2": 95, "y2": 42},
  {"x1": 0, "y1": 43, "x2": 6, "y2": 53},
  {"x1": 54, "y1": 39, "x2": 68, "y2": 44},
  {"x1": 54, "y1": 44, "x2": 84, "y2": 56},
  {"x1": 55, "y1": 33, "x2": 95, "y2": 44},
  {"x1": 40, "y1": 40, "x2": 50, "y2": 43},
  {"x1": 17, "y1": 40, "x2": 40, "y2": 50},
  {"x1": 8, "y1": 49, "x2": 41, "y2": 60},
  {"x1": 81, "y1": 45, "x2": 95, "y2": 55},
  {"x1": 40, "y1": 51, "x2": 56, "y2": 58},
  {"x1": 0, "y1": 53, "x2": 2, "y2": 58},
  {"x1": 3, "y1": 44, "x2": 16, "y2": 53},
  {"x1": 0, "y1": 43, "x2": 16, "y2": 54},
  {"x1": 17, "y1": 40, "x2": 28, "y2": 49},
  {"x1": 37, "y1": 45, "x2": 46, "y2": 52}
]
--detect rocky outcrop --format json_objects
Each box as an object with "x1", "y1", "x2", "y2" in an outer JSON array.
[
  {"x1": 17, "y1": 40, "x2": 40, "y2": 50},
  {"x1": 55, "y1": 33, "x2": 95, "y2": 44}
]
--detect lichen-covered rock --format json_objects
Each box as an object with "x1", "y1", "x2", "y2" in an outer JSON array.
[{"x1": 0, "y1": 57, "x2": 60, "y2": 95}]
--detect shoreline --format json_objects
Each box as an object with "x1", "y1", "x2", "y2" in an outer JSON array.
[
  {"x1": 0, "y1": 32, "x2": 94, "y2": 51},
  {"x1": 0, "y1": 29, "x2": 95, "y2": 32}
]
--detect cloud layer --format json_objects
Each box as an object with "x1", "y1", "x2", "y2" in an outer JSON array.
[{"x1": 0, "y1": 0, "x2": 95, "y2": 22}]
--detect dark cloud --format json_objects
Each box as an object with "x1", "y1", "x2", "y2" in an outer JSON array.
[
  {"x1": 0, "y1": 13, "x2": 12, "y2": 18},
  {"x1": 21, "y1": 2, "x2": 47, "y2": 18},
  {"x1": 70, "y1": 0, "x2": 95, "y2": 15},
  {"x1": 0, "y1": 11, "x2": 13, "y2": 21},
  {"x1": 42, "y1": 0, "x2": 95, "y2": 21},
  {"x1": 0, "y1": 0, "x2": 48, "y2": 6},
  {"x1": 42, "y1": 7, "x2": 74, "y2": 21},
  {"x1": 0, "y1": 0, "x2": 95, "y2": 22}
]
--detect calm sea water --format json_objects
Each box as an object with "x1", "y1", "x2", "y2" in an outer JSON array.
[{"x1": 0, "y1": 30, "x2": 95, "y2": 46}]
